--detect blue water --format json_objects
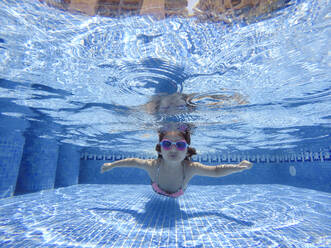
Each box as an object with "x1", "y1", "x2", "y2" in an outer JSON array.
[
  {"x1": 0, "y1": 0, "x2": 330, "y2": 247},
  {"x1": 1, "y1": 184, "x2": 330, "y2": 247},
  {"x1": 0, "y1": 0, "x2": 330, "y2": 154}
]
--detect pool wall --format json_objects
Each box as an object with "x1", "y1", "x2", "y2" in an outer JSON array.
[
  {"x1": 0, "y1": 113, "x2": 81, "y2": 198},
  {"x1": 55, "y1": 143, "x2": 81, "y2": 188},
  {"x1": 0, "y1": 110, "x2": 27, "y2": 199},
  {"x1": 0, "y1": 100, "x2": 330, "y2": 199},
  {"x1": 0, "y1": 131, "x2": 25, "y2": 199},
  {"x1": 81, "y1": 151, "x2": 331, "y2": 192},
  {"x1": 1, "y1": 120, "x2": 330, "y2": 199}
]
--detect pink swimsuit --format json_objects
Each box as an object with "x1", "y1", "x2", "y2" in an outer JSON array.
[
  {"x1": 152, "y1": 182, "x2": 184, "y2": 198},
  {"x1": 151, "y1": 164, "x2": 185, "y2": 198}
]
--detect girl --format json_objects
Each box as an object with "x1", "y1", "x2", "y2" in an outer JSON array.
[{"x1": 101, "y1": 124, "x2": 252, "y2": 198}]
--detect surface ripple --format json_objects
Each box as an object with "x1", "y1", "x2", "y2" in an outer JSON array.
[{"x1": 0, "y1": 0, "x2": 330, "y2": 153}]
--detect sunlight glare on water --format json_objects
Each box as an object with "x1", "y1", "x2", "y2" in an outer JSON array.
[{"x1": 0, "y1": 0, "x2": 330, "y2": 154}]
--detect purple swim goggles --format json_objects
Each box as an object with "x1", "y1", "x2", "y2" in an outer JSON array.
[{"x1": 160, "y1": 139, "x2": 187, "y2": 151}]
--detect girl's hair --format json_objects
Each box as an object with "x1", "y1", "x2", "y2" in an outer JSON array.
[{"x1": 155, "y1": 129, "x2": 197, "y2": 161}]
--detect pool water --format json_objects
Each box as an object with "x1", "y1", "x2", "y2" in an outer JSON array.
[
  {"x1": 0, "y1": 0, "x2": 330, "y2": 154},
  {"x1": 0, "y1": 0, "x2": 330, "y2": 247},
  {"x1": 1, "y1": 184, "x2": 330, "y2": 247}
]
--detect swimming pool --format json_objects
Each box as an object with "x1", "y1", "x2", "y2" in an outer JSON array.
[{"x1": 0, "y1": 0, "x2": 330, "y2": 247}]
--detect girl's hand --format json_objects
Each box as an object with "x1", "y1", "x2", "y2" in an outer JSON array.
[
  {"x1": 238, "y1": 160, "x2": 253, "y2": 171},
  {"x1": 101, "y1": 163, "x2": 113, "y2": 173}
]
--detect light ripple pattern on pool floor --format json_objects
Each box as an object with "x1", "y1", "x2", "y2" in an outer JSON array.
[{"x1": 0, "y1": 184, "x2": 330, "y2": 247}]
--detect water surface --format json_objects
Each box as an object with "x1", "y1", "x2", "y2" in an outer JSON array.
[{"x1": 0, "y1": 0, "x2": 330, "y2": 155}]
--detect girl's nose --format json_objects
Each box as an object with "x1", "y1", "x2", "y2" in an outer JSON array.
[{"x1": 170, "y1": 144, "x2": 177, "y2": 150}]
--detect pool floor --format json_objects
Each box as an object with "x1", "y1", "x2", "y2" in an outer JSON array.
[{"x1": 0, "y1": 184, "x2": 330, "y2": 247}]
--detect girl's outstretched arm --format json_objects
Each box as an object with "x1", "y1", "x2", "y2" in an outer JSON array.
[
  {"x1": 190, "y1": 160, "x2": 253, "y2": 177},
  {"x1": 101, "y1": 158, "x2": 154, "y2": 174}
]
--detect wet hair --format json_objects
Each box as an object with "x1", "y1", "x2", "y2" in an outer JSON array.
[{"x1": 155, "y1": 129, "x2": 197, "y2": 161}]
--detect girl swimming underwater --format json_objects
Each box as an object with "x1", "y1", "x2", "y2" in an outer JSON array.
[{"x1": 101, "y1": 124, "x2": 252, "y2": 197}]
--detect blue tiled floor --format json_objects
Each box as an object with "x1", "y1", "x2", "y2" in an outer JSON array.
[{"x1": 0, "y1": 184, "x2": 330, "y2": 247}]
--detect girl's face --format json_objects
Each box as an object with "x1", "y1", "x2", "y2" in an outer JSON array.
[{"x1": 160, "y1": 132, "x2": 188, "y2": 162}]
